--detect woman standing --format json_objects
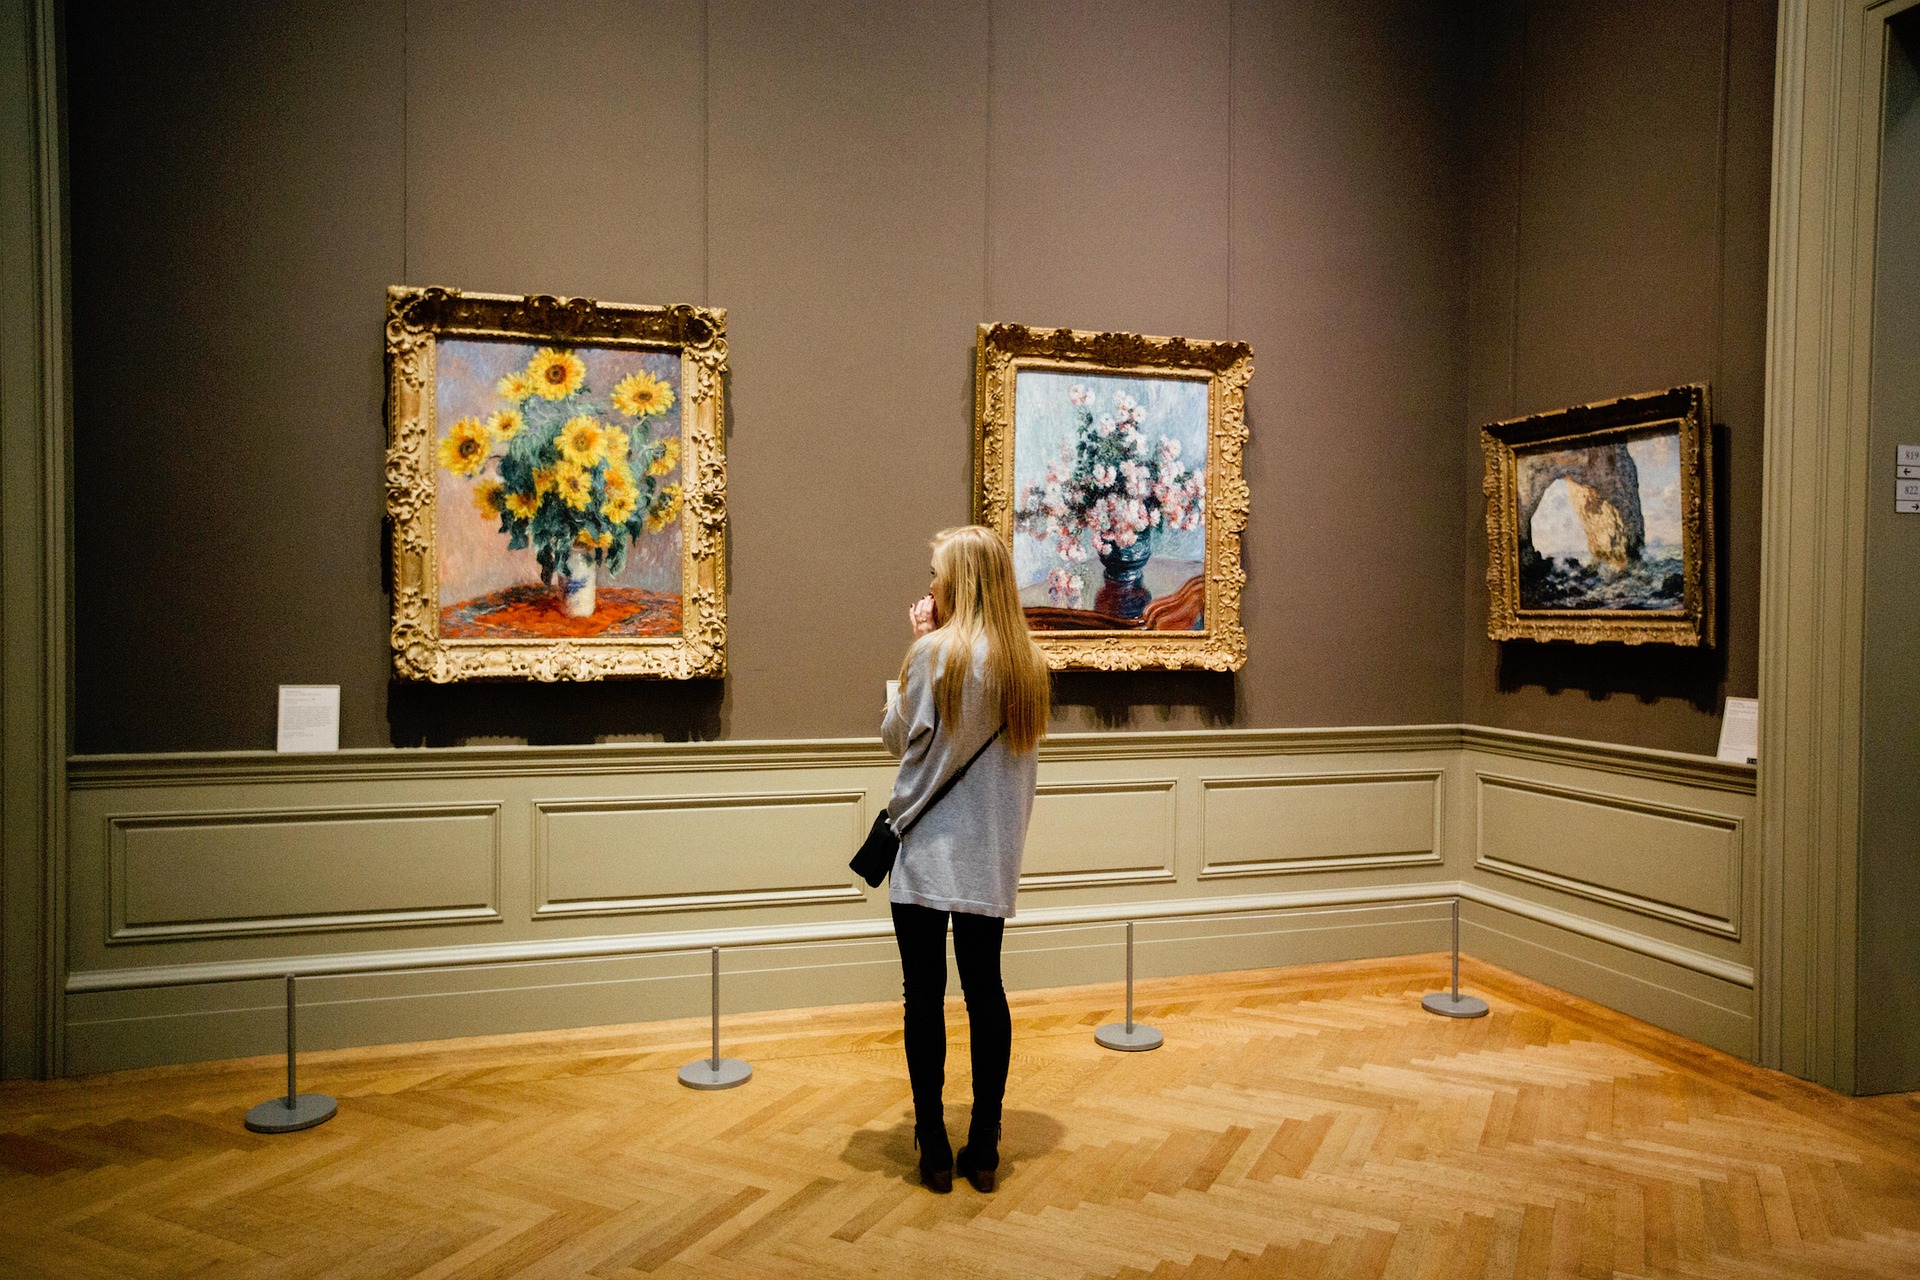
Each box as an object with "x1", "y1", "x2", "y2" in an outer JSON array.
[{"x1": 882, "y1": 526, "x2": 1050, "y2": 1193}]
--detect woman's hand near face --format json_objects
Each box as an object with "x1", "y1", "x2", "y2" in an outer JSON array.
[{"x1": 909, "y1": 594, "x2": 937, "y2": 637}]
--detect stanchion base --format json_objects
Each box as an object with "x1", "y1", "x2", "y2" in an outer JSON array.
[
  {"x1": 1421, "y1": 992, "x2": 1490, "y2": 1019},
  {"x1": 1095, "y1": 1023, "x2": 1164, "y2": 1052},
  {"x1": 245, "y1": 1093, "x2": 337, "y2": 1133},
  {"x1": 679, "y1": 1057, "x2": 752, "y2": 1090}
]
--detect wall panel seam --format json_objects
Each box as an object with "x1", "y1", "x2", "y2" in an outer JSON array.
[
  {"x1": 982, "y1": 0, "x2": 993, "y2": 316},
  {"x1": 32, "y1": 0, "x2": 66, "y2": 1082}
]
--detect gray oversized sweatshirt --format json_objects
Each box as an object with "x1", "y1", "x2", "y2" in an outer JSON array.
[{"x1": 881, "y1": 636, "x2": 1038, "y2": 918}]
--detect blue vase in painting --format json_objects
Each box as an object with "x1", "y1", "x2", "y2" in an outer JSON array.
[{"x1": 1094, "y1": 539, "x2": 1152, "y2": 620}]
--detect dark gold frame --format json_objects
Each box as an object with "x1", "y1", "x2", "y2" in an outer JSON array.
[
  {"x1": 974, "y1": 322, "x2": 1253, "y2": 671},
  {"x1": 385, "y1": 286, "x2": 728, "y2": 681},
  {"x1": 1481, "y1": 384, "x2": 1714, "y2": 646}
]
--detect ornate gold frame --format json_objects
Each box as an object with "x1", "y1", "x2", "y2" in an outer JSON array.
[
  {"x1": 974, "y1": 323, "x2": 1253, "y2": 671},
  {"x1": 385, "y1": 286, "x2": 728, "y2": 681},
  {"x1": 1481, "y1": 383, "x2": 1714, "y2": 646}
]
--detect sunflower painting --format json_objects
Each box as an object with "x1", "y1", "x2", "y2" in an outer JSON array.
[
  {"x1": 386, "y1": 287, "x2": 729, "y2": 682},
  {"x1": 432, "y1": 339, "x2": 684, "y2": 641}
]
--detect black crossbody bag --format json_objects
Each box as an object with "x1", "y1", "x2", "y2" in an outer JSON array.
[{"x1": 850, "y1": 725, "x2": 1002, "y2": 888}]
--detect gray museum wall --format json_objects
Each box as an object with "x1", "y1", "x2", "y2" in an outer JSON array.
[
  {"x1": 67, "y1": 0, "x2": 1471, "y2": 753},
  {"x1": 1458, "y1": 0, "x2": 1776, "y2": 754},
  {"x1": 41, "y1": 0, "x2": 1782, "y2": 1080}
]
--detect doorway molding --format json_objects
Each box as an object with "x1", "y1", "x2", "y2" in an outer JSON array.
[{"x1": 1758, "y1": 0, "x2": 1919, "y2": 1091}]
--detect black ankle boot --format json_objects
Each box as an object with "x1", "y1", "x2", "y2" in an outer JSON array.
[
  {"x1": 955, "y1": 1122, "x2": 1000, "y2": 1193},
  {"x1": 914, "y1": 1122, "x2": 953, "y2": 1193}
]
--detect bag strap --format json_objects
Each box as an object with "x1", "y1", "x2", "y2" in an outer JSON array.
[{"x1": 893, "y1": 724, "x2": 1002, "y2": 838}]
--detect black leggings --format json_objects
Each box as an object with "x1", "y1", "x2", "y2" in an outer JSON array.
[{"x1": 890, "y1": 901, "x2": 1010, "y2": 1135}]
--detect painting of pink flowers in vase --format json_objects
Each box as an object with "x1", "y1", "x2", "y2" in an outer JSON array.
[
  {"x1": 975, "y1": 322, "x2": 1249, "y2": 671},
  {"x1": 1012, "y1": 370, "x2": 1208, "y2": 630},
  {"x1": 433, "y1": 338, "x2": 685, "y2": 640}
]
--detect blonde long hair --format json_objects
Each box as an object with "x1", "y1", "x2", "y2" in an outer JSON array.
[{"x1": 900, "y1": 526, "x2": 1051, "y2": 753}]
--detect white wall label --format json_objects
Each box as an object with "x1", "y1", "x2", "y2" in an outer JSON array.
[
  {"x1": 1717, "y1": 696, "x2": 1759, "y2": 765},
  {"x1": 277, "y1": 685, "x2": 340, "y2": 753},
  {"x1": 1893, "y1": 449, "x2": 1917, "y2": 511}
]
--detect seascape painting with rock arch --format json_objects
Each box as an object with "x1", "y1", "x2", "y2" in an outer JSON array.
[
  {"x1": 1518, "y1": 428, "x2": 1683, "y2": 612},
  {"x1": 1479, "y1": 383, "x2": 1714, "y2": 647}
]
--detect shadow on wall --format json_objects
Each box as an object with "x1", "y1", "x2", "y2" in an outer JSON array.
[
  {"x1": 1494, "y1": 643, "x2": 1723, "y2": 711},
  {"x1": 387, "y1": 679, "x2": 725, "y2": 747},
  {"x1": 1050, "y1": 670, "x2": 1238, "y2": 730},
  {"x1": 1494, "y1": 424, "x2": 1731, "y2": 712}
]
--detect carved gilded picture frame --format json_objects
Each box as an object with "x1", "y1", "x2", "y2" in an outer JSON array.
[
  {"x1": 974, "y1": 323, "x2": 1252, "y2": 671},
  {"x1": 1482, "y1": 383, "x2": 1714, "y2": 646},
  {"x1": 385, "y1": 286, "x2": 727, "y2": 681}
]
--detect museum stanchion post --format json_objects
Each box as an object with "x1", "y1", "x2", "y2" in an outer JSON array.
[
  {"x1": 678, "y1": 946, "x2": 753, "y2": 1090},
  {"x1": 244, "y1": 974, "x2": 339, "y2": 1134},
  {"x1": 1095, "y1": 921, "x2": 1163, "y2": 1051},
  {"x1": 1421, "y1": 898, "x2": 1489, "y2": 1019}
]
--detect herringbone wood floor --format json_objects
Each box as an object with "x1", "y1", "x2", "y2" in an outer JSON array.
[{"x1": 2, "y1": 956, "x2": 1918, "y2": 1279}]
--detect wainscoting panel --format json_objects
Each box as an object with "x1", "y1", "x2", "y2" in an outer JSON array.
[
  {"x1": 108, "y1": 803, "x2": 501, "y2": 942},
  {"x1": 1475, "y1": 773, "x2": 1744, "y2": 935},
  {"x1": 1199, "y1": 770, "x2": 1442, "y2": 878},
  {"x1": 534, "y1": 790, "x2": 869, "y2": 918},
  {"x1": 1020, "y1": 778, "x2": 1178, "y2": 890},
  {"x1": 61, "y1": 728, "x2": 1755, "y2": 1074}
]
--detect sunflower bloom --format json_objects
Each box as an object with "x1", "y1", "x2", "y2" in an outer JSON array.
[
  {"x1": 496, "y1": 371, "x2": 532, "y2": 401},
  {"x1": 605, "y1": 460, "x2": 636, "y2": 497},
  {"x1": 527, "y1": 348, "x2": 586, "y2": 400},
  {"x1": 648, "y1": 437, "x2": 681, "y2": 477},
  {"x1": 553, "y1": 461, "x2": 594, "y2": 511},
  {"x1": 605, "y1": 425, "x2": 630, "y2": 460},
  {"x1": 505, "y1": 490, "x2": 541, "y2": 520},
  {"x1": 575, "y1": 528, "x2": 613, "y2": 550},
  {"x1": 611, "y1": 370, "x2": 674, "y2": 418},
  {"x1": 488, "y1": 408, "x2": 525, "y2": 441},
  {"x1": 472, "y1": 478, "x2": 505, "y2": 517},
  {"x1": 603, "y1": 491, "x2": 637, "y2": 524},
  {"x1": 644, "y1": 482, "x2": 683, "y2": 533},
  {"x1": 533, "y1": 466, "x2": 556, "y2": 497},
  {"x1": 558, "y1": 415, "x2": 607, "y2": 467},
  {"x1": 437, "y1": 418, "x2": 491, "y2": 477}
]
